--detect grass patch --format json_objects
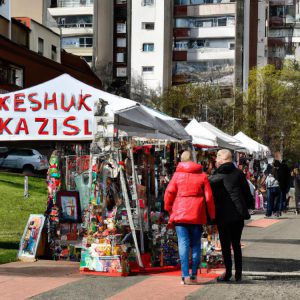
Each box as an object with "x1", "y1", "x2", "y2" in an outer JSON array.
[{"x1": 0, "y1": 172, "x2": 47, "y2": 264}]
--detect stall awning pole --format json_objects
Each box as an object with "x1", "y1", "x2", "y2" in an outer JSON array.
[
  {"x1": 118, "y1": 150, "x2": 144, "y2": 268},
  {"x1": 129, "y1": 145, "x2": 144, "y2": 254}
]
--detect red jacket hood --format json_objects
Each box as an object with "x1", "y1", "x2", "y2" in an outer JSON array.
[{"x1": 176, "y1": 162, "x2": 203, "y2": 174}]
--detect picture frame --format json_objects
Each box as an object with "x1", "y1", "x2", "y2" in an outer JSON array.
[
  {"x1": 18, "y1": 214, "x2": 45, "y2": 261},
  {"x1": 57, "y1": 191, "x2": 81, "y2": 223}
]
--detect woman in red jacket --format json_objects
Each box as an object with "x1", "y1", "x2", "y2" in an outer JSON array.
[{"x1": 164, "y1": 151, "x2": 215, "y2": 285}]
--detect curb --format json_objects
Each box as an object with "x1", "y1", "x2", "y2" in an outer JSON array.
[{"x1": 242, "y1": 271, "x2": 300, "y2": 280}]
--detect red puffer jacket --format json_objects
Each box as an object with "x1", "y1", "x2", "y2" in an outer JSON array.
[{"x1": 164, "y1": 161, "x2": 215, "y2": 224}]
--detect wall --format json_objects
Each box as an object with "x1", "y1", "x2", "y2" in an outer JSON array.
[
  {"x1": 130, "y1": 0, "x2": 171, "y2": 93},
  {"x1": 30, "y1": 20, "x2": 61, "y2": 62},
  {"x1": 0, "y1": 37, "x2": 101, "y2": 91},
  {"x1": 93, "y1": 0, "x2": 113, "y2": 74},
  {"x1": 187, "y1": 3, "x2": 236, "y2": 17},
  {"x1": 11, "y1": 0, "x2": 43, "y2": 23},
  {"x1": 0, "y1": 16, "x2": 9, "y2": 38}
]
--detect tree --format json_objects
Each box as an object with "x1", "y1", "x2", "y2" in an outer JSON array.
[
  {"x1": 154, "y1": 83, "x2": 233, "y2": 131},
  {"x1": 242, "y1": 63, "x2": 300, "y2": 160}
]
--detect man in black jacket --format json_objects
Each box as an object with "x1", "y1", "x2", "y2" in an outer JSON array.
[{"x1": 209, "y1": 149, "x2": 254, "y2": 282}]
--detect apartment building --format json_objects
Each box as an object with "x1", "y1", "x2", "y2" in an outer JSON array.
[
  {"x1": 173, "y1": 0, "x2": 236, "y2": 91},
  {"x1": 47, "y1": 0, "x2": 94, "y2": 65},
  {"x1": 93, "y1": 0, "x2": 172, "y2": 96},
  {"x1": 268, "y1": 0, "x2": 300, "y2": 68}
]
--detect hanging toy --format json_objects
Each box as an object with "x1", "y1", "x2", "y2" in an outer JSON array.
[{"x1": 48, "y1": 153, "x2": 61, "y2": 179}]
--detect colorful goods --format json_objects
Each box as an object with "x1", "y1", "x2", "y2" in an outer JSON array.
[{"x1": 18, "y1": 214, "x2": 45, "y2": 261}]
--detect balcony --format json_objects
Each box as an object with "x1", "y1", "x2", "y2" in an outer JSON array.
[
  {"x1": 187, "y1": 3, "x2": 236, "y2": 17},
  {"x1": 186, "y1": 47, "x2": 234, "y2": 61},
  {"x1": 174, "y1": 28, "x2": 190, "y2": 38},
  {"x1": 48, "y1": 7, "x2": 93, "y2": 17},
  {"x1": 190, "y1": 26, "x2": 235, "y2": 38},
  {"x1": 60, "y1": 26, "x2": 93, "y2": 35},
  {"x1": 173, "y1": 50, "x2": 187, "y2": 61},
  {"x1": 174, "y1": 5, "x2": 188, "y2": 17},
  {"x1": 55, "y1": 0, "x2": 94, "y2": 8}
]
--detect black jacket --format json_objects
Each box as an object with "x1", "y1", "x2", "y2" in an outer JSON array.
[
  {"x1": 209, "y1": 163, "x2": 254, "y2": 224},
  {"x1": 274, "y1": 160, "x2": 291, "y2": 192}
]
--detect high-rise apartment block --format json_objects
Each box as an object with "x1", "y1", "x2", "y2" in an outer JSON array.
[
  {"x1": 94, "y1": 0, "x2": 237, "y2": 97},
  {"x1": 47, "y1": 0, "x2": 94, "y2": 65},
  {"x1": 173, "y1": 0, "x2": 236, "y2": 89}
]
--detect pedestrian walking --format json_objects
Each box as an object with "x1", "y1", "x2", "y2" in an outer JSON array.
[
  {"x1": 164, "y1": 150, "x2": 215, "y2": 285},
  {"x1": 274, "y1": 151, "x2": 291, "y2": 213},
  {"x1": 265, "y1": 166, "x2": 281, "y2": 217},
  {"x1": 292, "y1": 163, "x2": 300, "y2": 214},
  {"x1": 209, "y1": 149, "x2": 253, "y2": 282}
]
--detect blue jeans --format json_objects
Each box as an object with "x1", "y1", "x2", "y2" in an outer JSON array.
[
  {"x1": 266, "y1": 187, "x2": 281, "y2": 216},
  {"x1": 175, "y1": 224, "x2": 202, "y2": 278},
  {"x1": 279, "y1": 189, "x2": 288, "y2": 212}
]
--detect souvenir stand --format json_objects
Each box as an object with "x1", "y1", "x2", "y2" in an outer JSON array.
[
  {"x1": 0, "y1": 74, "x2": 223, "y2": 275},
  {"x1": 76, "y1": 105, "x2": 192, "y2": 275}
]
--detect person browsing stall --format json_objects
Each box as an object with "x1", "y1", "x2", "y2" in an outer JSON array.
[
  {"x1": 164, "y1": 151, "x2": 215, "y2": 285},
  {"x1": 209, "y1": 149, "x2": 254, "y2": 283}
]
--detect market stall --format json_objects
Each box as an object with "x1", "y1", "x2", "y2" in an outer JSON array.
[{"x1": 1, "y1": 74, "x2": 225, "y2": 276}]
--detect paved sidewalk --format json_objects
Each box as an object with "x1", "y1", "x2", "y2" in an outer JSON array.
[{"x1": 0, "y1": 212, "x2": 298, "y2": 300}]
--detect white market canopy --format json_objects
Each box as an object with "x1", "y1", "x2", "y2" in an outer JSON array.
[
  {"x1": 0, "y1": 74, "x2": 190, "y2": 141},
  {"x1": 185, "y1": 119, "x2": 242, "y2": 150},
  {"x1": 185, "y1": 119, "x2": 218, "y2": 147},
  {"x1": 234, "y1": 132, "x2": 271, "y2": 156}
]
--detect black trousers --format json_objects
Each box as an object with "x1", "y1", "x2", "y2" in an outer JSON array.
[{"x1": 217, "y1": 220, "x2": 244, "y2": 275}]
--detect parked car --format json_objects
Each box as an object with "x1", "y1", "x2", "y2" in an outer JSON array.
[{"x1": 0, "y1": 148, "x2": 49, "y2": 175}]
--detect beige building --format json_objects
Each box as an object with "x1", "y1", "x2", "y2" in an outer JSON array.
[
  {"x1": 11, "y1": 0, "x2": 44, "y2": 24},
  {"x1": 15, "y1": 18, "x2": 61, "y2": 63}
]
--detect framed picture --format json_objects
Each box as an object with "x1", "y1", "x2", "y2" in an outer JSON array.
[
  {"x1": 57, "y1": 191, "x2": 81, "y2": 223},
  {"x1": 18, "y1": 214, "x2": 45, "y2": 261}
]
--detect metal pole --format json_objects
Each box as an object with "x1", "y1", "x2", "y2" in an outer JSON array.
[
  {"x1": 24, "y1": 176, "x2": 29, "y2": 198},
  {"x1": 118, "y1": 150, "x2": 144, "y2": 268},
  {"x1": 129, "y1": 146, "x2": 144, "y2": 253}
]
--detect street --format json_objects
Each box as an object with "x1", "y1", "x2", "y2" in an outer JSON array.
[{"x1": 0, "y1": 212, "x2": 299, "y2": 300}]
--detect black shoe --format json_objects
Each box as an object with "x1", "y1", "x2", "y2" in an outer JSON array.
[
  {"x1": 217, "y1": 273, "x2": 232, "y2": 282},
  {"x1": 235, "y1": 272, "x2": 242, "y2": 282}
]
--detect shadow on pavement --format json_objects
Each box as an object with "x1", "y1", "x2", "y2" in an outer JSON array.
[
  {"x1": 243, "y1": 238, "x2": 300, "y2": 245},
  {"x1": 243, "y1": 257, "x2": 300, "y2": 272}
]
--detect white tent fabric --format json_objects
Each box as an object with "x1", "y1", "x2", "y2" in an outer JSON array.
[
  {"x1": 185, "y1": 119, "x2": 243, "y2": 150},
  {"x1": 185, "y1": 119, "x2": 218, "y2": 147},
  {"x1": 0, "y1": 74, "x2": 189, "y2": 141},
  {"x1": 234, "y1": 132, "x2": 271, "y2": 157},
  {"x1": 199, "y1": 122, "x2": 240, "y2": 146}
]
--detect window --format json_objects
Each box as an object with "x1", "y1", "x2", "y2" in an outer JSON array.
[
  {"x1": 116, "y1": 53, "x2": 125, "y2": 63},
  {"x1": 38, "y1": 38, "x2": 44, "y2": 55},
  {"x1": 142, "y1": 66, "x2": 154, "y2": 73},
  {"x1": 116, "y1": 22, "x2": 126, "y2": 33},
  {"x1": 217, "y1": 18, "x2": 227, "y2": 26},
  {"x1": 79, "y1": 37, "x2": 93, "y2": 47},
  {"x1": 142, "y1": 0, "x2": 154, "y2": 6},
  {"x1": 0, "y1": 61, "x2": 23, "y2": 88},
  {"x1": 142, "y1": 43, "x2": 154, "y2": 52},
  {"x1": 116, "y1": 67, "x2": 127, "y2": 77},
  {"x1": 142, "y1": 22, "x2": 155, "y2": 30},
  {"x1": 51, "y1": 45, "x2": 57, "y2": 60},
  {"x1": 8, "y1": 149, "x2": 34, "y2": 156},
  {"x1": 56, "y1": 15, "x2": 93, "y2": 28},
  {"x1": 82, "y1": 56, "x2": 92, "y2": 63},
  {"x1": 117, "y1": 38, "x2": 126, "y2": 47},
  {"x1": 229, "y1": 42, "x2": 235, "y2": 50}
]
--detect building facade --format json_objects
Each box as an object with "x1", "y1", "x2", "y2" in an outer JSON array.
[
  {"x1": 173, "y1": 0, "x2": 236, "y2": 91},
  {"x1": 268, "y1": 0, "x2": 300, "y2": 68},
  {"x1": 47, "y1": 0, "x2": 94, "y2": 65},
  {"x1": 93, "y1": 0, "x2": 173, "y2": 97}
]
